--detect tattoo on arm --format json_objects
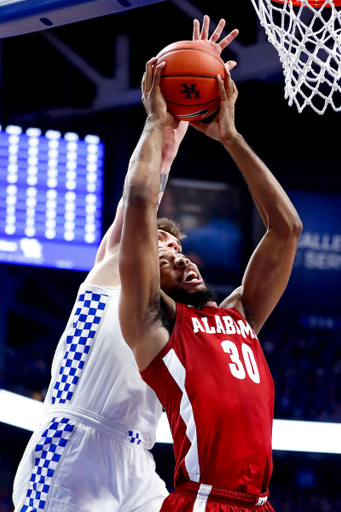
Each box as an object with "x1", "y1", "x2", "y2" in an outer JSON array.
[{"x1": 157, "y1": 172, "x2": 169, "y2": 210}]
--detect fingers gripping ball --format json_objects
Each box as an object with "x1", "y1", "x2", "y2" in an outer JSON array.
[{"x1": 154, "y1": 41, "x2": 226, "y2": 121}]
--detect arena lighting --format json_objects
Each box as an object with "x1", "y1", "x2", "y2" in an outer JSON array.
[
  {"x1": 1, "y1": 389, "x2": 341, "y2": 453},
  {"x1": 0, "y1": 389, "x2": 44, "y2": 432}
]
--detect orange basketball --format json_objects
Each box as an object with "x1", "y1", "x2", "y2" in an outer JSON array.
[{"x1": 154, "y1": 40, "x2": 225, "y2": 121}]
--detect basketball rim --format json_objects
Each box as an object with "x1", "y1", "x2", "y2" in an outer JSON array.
[{"x1": 271, "y1": 0, "x2": 341, "y2": 6}]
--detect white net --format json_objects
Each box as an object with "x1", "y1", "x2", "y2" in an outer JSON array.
[{"x1": 250, "y1": 0, "x2": 341, "y2": 114}]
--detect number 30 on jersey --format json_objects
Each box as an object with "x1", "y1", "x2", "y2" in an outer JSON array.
[{"x1": 221, "y1": 340, "x2": 260, "y2": 384}]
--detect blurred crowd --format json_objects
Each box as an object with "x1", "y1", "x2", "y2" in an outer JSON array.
[
  {"x1": 1, "y1": 317, "x2": 341, "y2": 511},
  {"x1": 4, "y1": 319, "x2": 341, "y2": 424},
  {"x1": 262, "y1": 324, "x2": 341, "y2": 423},
  {"x1": 269, "y1": 490, "x2": 341, "y2": 512}
]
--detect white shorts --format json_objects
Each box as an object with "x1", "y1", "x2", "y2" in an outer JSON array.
[{"x1": 13, "y1": 406, "x2": 168, "y2": 512}]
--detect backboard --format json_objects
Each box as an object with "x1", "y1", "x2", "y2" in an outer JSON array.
[{"x1": 0, "y1": 0, "x2": 166, "y2": 38}]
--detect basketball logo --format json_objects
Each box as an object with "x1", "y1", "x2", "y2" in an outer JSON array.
[
  {"x1": 154, "y1": 40, "x2": 225, "y2": 121},
  {"x1": 180, "y1": 84, "x2": 200, "y2": 99}
]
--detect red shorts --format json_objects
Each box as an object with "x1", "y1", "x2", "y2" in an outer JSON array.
[{"x1": 160, "y1": 481, "x2": 275, "y2": 512}]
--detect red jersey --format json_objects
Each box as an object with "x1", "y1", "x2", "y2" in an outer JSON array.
[{"x1": 141, "y1": 303, "x2": 274, "y2": 495}]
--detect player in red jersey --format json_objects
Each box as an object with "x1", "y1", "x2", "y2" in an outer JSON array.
[{"x1": 118, "y1": 16, "x2": 302, "y2": 512}]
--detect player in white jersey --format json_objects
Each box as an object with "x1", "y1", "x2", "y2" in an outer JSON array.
[{"x1": 12, "y1": 119, "x2": 188, "y2": 512}]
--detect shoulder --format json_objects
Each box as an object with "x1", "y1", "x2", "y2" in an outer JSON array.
[
  {"x1": 219, "y1": 286, "x2": 251, "y2": 323},
  {"x1": 77, "y1": 283, "x2": 120, "y2": 307},
  {"x1": 219, "y1": 286, "x2": 243, "y2": 312}
]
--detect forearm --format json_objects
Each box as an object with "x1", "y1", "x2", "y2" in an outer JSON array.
[
  {"x1": 157, "y1": 122, "x2": 188, "y2": 209},
  {"x1": 119, "y1": 116, "x2": 166, "y2": 353},
  {"x1": 158, "y1": 127, "x2": 175, "y2": 209},
  {"x1": 124, "y1": 114, "x2": 165, "y2": 210},
  {"x1": 223, "y1": 133, "x2": 301, "y2": 232}
]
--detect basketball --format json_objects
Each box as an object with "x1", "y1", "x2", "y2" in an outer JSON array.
[{"x1": 154, "y1": 40, "x2": 226, "y2": 121}]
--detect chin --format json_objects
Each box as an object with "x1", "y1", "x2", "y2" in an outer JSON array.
[{"x1": 168, "y1": 283, "x2": 217, "y2": 309}]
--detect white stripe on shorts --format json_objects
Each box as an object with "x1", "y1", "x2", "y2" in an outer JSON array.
[{"x1": 193, "y1": 483, "x2": 212, "y2": 512}]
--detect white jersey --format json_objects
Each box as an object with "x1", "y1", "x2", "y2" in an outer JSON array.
[
  {"x1": 13, "y1": 284, "x2": 167, "y2": 512},
  {"x1": 44, "y1": 283, "x2": 162, "y2": 445}
]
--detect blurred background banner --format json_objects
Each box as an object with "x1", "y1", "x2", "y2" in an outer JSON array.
[
  {"x1": 158, "y1": 178, "x2": 242, "y2": 291},
  {"x1": 278, "y1": 190, "x2": 341, "y2": 317}
]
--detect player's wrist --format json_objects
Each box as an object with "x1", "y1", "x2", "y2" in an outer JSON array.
[
  {"x1": 146, "y1": 112, "x2": 167, "y2": 129},
  {"x1": 221, "y1": 130, "x2": 243, "y2": 149}
]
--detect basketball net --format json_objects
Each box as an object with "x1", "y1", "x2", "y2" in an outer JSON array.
[{"x1": 250, "y1": 0, "x2": 341, "y2": 113}]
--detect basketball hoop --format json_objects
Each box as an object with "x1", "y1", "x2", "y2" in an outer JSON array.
[
  {"x1": 250, "y1": 0, "x2": 341, "y2": 113},
  {"x1": 272, "y1": 0, "x2": 341, "y2": 6}
]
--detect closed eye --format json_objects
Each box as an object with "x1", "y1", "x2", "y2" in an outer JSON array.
[{"x1": 158, "y1": 250, "x2": 183, "y2": 268}]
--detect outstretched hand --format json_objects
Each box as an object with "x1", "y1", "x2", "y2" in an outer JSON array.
[
  {"x1": 193, "y1": 15, "x2": 239, "y2": 71},
  {"x1": 141, "y1": 58, "x2": 179, "y2": 129},
  {"x1": 190, "y1": 66, "x2": 238, "y2": 143}
]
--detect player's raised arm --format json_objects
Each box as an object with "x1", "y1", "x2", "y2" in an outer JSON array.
[
  {"x1": 191, "y1": 70, "x2": 302, "y2": 334},
  {"x1": 118, "y1": 60, "x2": 176, "y2": 370},
  {"x1": 85, "y1": 102, "x2": 187, "y2": 288},
  {"x1": 158, "y1": 121, "x2": 188, "y2": 208},
  {"x1": 84, "y1": 198, "x2": 124, "y2": 287}
]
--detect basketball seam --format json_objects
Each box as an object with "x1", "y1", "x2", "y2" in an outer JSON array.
[
  {"x1": 161, "y1": 75, "x2": 226, "y2": 80},
  {"x1": 165, "y1": 97, "x2": 220, "y2": 107},
  {"x1": 157, "y1": 48, "x2": 224, "y2": 66}
]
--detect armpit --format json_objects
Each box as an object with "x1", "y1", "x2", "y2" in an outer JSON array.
[{"x1": 241, "y1": 297, "x2": 255, "y2": 330}]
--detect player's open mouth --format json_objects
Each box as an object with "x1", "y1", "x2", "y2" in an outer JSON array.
[{"x1": 183, "y1": 269, "x2": 202, "y2": 284}]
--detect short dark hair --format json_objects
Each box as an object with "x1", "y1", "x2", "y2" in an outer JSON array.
[{"x1": 157, "y1": 217, "x2": 186, "y2": 241}]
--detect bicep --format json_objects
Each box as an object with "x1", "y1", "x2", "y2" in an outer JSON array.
[
  {"x1": 118, "y1": 199, "x2": 161, "y2": 343},
  {"x1": 119, "y1": 293, "x2": 170, "y2": 371},
  {"x1": 118, "y1": 232, "x2": 170, "y2": 371},
  {"x1": 240, "y1": 229, "x2": 300, "y2": 333},
  {"x1": 85, "y1": 200, "x2": 123, "y2": 286},
  {"x1": 84, "y1": 246, "x2": 120, "y2": 287},
  {"x1": 95, "y1": 199, "x2": 124, "y2": 265}
]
